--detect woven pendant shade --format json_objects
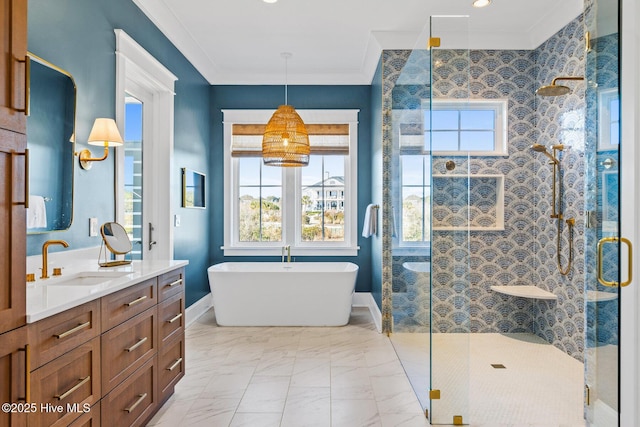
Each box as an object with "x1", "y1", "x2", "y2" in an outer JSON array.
[{"x1": 262, "y1": 104, "x2": 310, "y2": 167}]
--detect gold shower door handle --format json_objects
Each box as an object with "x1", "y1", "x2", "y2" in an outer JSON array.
[{"x1": 597, "y1": 237, "x2": 633, "y2": 287}]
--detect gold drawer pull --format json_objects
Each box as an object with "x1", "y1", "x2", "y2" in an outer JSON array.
[
  {"x1": 167, "y1": 278, "x2": 182, "y2": 287},
  {"x1": 54, "y1": 321, "x2": 91, "y2": 339},
  {"x1": 18, "y1": 344, "x2": 31, "y2": 402},
  {"x1": 125, "y1": 336, "x2": 148, "y2": 352},
  {"x1": 15, "y1": 55, "x2": 30, "y2": 115},
  {"x1": 125, "y1": 295, "x2": 148, "y2": 307},
  {"x1": 167, "y1": 357, "x2": 183, "y2": 371},
  {"x1": 14, "y1": 149, "x2": 29, "y2": 208},
  {"x1": 124, "y1": 393, "x2": 147, "y2": 413},
  {"x1": 167, "y1": 313, "x2": 183, "y2": 324},
  {"x1": 55, "y1": 376, "x2": 90, "y2": 401}
]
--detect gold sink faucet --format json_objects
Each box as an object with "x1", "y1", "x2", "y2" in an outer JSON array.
[{"x1": 41, "y1": 240, "x2": 69, "y2": 279}]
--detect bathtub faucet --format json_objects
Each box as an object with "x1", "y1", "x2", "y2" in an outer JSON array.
[{"x1": 282, "y1": 245, "x2": 291, "y2": 263}]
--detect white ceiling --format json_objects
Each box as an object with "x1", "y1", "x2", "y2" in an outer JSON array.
[{"x1": 133, "y1": 0, "x2": 583, "y2": 85}]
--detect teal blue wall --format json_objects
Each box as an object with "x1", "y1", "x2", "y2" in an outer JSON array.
[
  {"x1": 370, "y1": 59, "x2": 383, "y2": 309},
  {"x1": 210, "y1": 85, "x2": 373, "y2": 293},
  {"x1": 27, "y1": 0, "x2": 378, "y2": 306},
  {"x1": 28, "y1": 0, "x2": 212, "y2": 307}
]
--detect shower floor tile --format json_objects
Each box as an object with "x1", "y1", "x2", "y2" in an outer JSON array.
[{"x1": 390, "y1": 332, "x2": 585, "y2": 426}]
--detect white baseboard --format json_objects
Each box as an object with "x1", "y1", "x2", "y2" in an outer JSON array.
[
  {"x1": 352, "y1": 292, "x2": 382, "y2": 333},
  {"x1": 185, "y1": 293, "x2": 212, "y2": 328}
]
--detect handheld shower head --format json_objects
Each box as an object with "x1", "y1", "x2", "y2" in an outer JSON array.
[
  {"x1": 536, "y1": 76, "x2": 585, "y2": 96},
  {"x1": 531, "y1": 144, "x2": 559, "y2": 164}
]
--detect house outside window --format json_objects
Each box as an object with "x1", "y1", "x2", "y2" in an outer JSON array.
[{"x1": 223, "y1": 109, "x2": 359, "y2": 256}]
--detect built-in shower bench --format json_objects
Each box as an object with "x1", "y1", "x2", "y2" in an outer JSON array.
[{"x1": 490, "y1": 285, "x2": 557, "y2": 300}]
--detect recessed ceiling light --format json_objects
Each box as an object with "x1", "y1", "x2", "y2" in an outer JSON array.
[
  {"x1": 263, "y1": 0, "x2": 278, "y2": 3},
  {"x1": 472, "y1": 0, "x2": 491, "y2": 7}
]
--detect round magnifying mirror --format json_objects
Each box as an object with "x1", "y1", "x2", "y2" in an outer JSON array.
[{"x1": 101, "y1": 222, "x2": 132, "y2": 255}]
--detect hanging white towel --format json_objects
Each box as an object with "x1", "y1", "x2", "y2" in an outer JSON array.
[
  {"x1": 362, "y1": 204, "x2": 377, "y2": 238},
  {"x1": 27, "y1": 195, "x2": 47, "y2": 229}
]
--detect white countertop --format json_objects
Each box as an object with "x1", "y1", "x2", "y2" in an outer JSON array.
[
  {"x1": 490, "y1": 285, "x2": 557, "y2": 300},
  {"x1": 26, "y1": 259, "x2": 188, "y2": 323}
]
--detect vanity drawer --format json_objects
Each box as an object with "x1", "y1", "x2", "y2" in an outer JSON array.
[
  {"x1": 158, "y1": 331, "x2": 184, "y2": 403},
  {"x1": 101, "y1": 357, "x2": 157, "y2": 427},
  {"x1": 30, "y1": 336, "x2": 101, "y2": 427},
  {"x1": 101, "y1": 306, "x2": 157, "y2": 394},
  {"x1": 68, "y1": 401, "x2": 100, "y2": 427},
  {"x1": 101, "y1": 278, "x2": 156, "y2": 331},
  {"x1": 158, "y1": 292, "x2": 184, "y2": 344},
  {"x1": 158, "y1": 268, "x2": 184, "y2": 302},
  {"x1": 29, "y1": 299, "x2": 101, "y2": 369}
]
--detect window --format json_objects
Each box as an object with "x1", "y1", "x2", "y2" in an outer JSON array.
[
  {"x1": 424, "y1": 99, "x2": 508, "y2": 156},
  {"x1": 399, "y1": 154, "x2": 431, "y2": 245},
  {"x1": 598, "y1": 88, "x2": 620, "y2": 151},
  {"x1": 395, "y1": 99, "x2": 507, "y2": 249},
  {"x1": 223, "y1": 110, "x2": 359, "y2": 256}
]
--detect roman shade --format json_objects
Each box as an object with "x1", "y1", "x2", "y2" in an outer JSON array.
[{"x1": 232, "y1": 123, "x2": 350, "y2": 157}]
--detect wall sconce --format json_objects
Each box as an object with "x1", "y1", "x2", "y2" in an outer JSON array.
[{"x1": 78, "y1": 118, "x2": 124, "y2": 170}]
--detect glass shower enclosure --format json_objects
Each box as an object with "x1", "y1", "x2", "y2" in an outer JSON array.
[{"x1": 387, "y1": 1, "x2": 623, "y2": 424}]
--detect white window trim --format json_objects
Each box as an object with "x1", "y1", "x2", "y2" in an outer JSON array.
[
  {"x1": 424, "y1": 98, "x2": 508, "y2": 156},
  {"x1": 114, "y1": 29, "x2": 177, "y2": 260},
  {"x1": 222, "y1": 109, "x2": 359, "y2": 256}
]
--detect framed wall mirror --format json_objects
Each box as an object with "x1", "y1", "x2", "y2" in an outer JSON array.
[
  {"x1": 26, "y1": 52, "x2": 76, "y2": 233},
  {"x1": 182, "y1": 168, "x2": 206, "y2": 208}
]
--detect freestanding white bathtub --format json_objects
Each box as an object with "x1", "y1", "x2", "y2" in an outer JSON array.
[{"x1": 207, "y1": 262, "x2": 359, "y2": 326}]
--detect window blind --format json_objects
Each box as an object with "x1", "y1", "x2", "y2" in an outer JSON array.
[{"x1": 231, "y1": 124, "x2": 350, "y2": 157}]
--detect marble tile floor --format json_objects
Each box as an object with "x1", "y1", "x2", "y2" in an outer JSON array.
[{"x1": 146, "y1": 307, "x2": 432, "y2": 427}]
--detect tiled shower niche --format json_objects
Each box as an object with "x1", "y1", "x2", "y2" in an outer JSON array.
[{"x1": 432, "y1": 174, "x2": 504, "y2": 230}]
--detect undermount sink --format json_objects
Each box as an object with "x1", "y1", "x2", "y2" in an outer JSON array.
[{"x1": 44, "y1": 271, "x2": 130, "y2": 286}]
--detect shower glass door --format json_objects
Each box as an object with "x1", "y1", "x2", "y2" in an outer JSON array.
[
  {"x1": 428, "y1": 15, "x2": 472, "y2": 425},
  {"x1": 584, "y1": 0, "x2": 621, "y2": 424}
]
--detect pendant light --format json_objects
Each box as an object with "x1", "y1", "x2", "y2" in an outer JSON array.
[{"x1": 262, "y1": 52, "x2": 310, "y2": 167}]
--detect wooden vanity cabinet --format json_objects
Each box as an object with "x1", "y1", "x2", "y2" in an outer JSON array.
[
  {"x1": 0, "y1": 0, "x2": 28, "y2": 133},
  {"x1": 0, "y1": 127, "x2": 27, "y2": 334},
  {"x1": 25, "y1": 266, "x2": 186, "y2": 427},
  {"x1": 156, "y1": 268, "x2": 185, "y2": 404},
  {"x1": 0, "y1": 1, "x2": 29, "y2": 426},
  {"x1": 29, "y1": 337, "x2": 101, "y2": 427},
  {"x1": 27, "y1": 301, "x2": 102, "y2": 427},
  {"x1": 0, "y1": 326, "x2": 28, "y2": 427},
  {"x1": 158, "y1": 330, "x2": 184, "y2": 402},
  {"x1": 0, "y1": 1, "x2": 28, "y2": 330},
  {"x1": 99, "y1": 266, "x2": 185, "y2": 425},
  {"x1": 101, "y1": 357, "x2": 157, "y2": 427},
  {"x1": 28, "y1": 300, "x2": 101, "y2": 368},
  {"x1": 101, "y1": 278, "x2": 156, "y2": 331},
  {"x1": 101, "y1": 306, "x2": 157, "y2": 394},
  {"x1": 68, "y1": 402, "x2": 100, "y2": 427}
]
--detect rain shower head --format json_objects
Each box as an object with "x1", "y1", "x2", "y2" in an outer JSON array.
[
  {"x1": 531, "y1": 144, "x2": 559, "y2": 164},
  {"x1": 536, "y1": 76, "x2": 585, "y2": 96}
]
